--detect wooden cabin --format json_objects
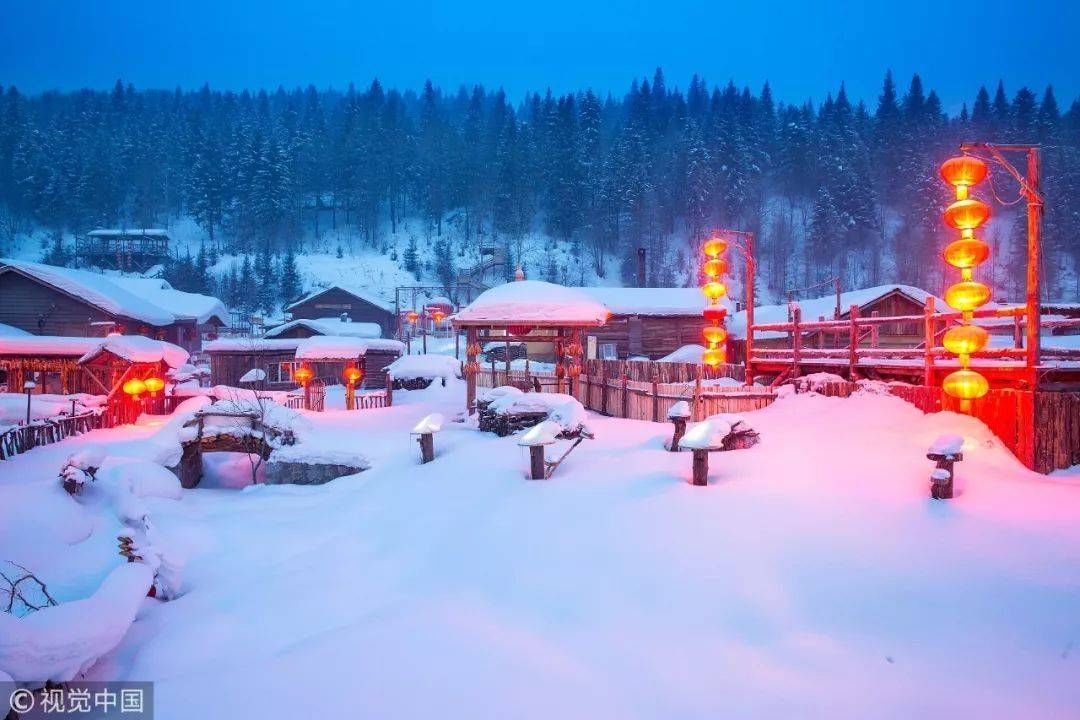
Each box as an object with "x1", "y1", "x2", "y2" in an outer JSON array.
[
  {"x1": 204, "y1": 337, "x2": 404, "y2": 391},
  {"x1": 0, "y1": 259, "x2": 227, "y2": 352},
  {"x1": 286, "y1": 286, "x2": 396, "y2": 337},
  {"x1": 75, "y1": 228, "x2": 170, "y2": 271},
  {"x1": 576, "y1": 287, "x2": 721, "y2": 361}
]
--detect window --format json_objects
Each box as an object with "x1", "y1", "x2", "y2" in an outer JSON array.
[
  {"x1": 599, "y1": 343, "x2": 618, "y2": 360},
  {"x1": 267, "y1": 361, "x2": 297, "y2": 384}
]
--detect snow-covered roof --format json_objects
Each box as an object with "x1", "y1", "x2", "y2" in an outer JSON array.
[
  {"x1": 730, "y1": 284, "x2": 949, "y2": 339},
  {"x1": 294, "y1": 336, "x2": 405, "y2": 360},
  {"x1": 0, "y1": 259, "x2": 226, "y2": 326},
  {"x1": 87, "y1": 228, "x2": 168, "y2": 237},
  {"x1": 107, "y1": 276, "x2": 228, "y2": 325},
  {"x1": 576, "y1": 287, "x2": 715, "y2": 316},
  {"x1": 454, "y1": 281, "x2": 610, "y2": 326},
  {"x1": 286, "y1": 285, "x2": 395, "y2": 313},
  {"x1": 78, "y1": 335, "x2": 189, "y2": 368},
  {"x1": 385, "y1": 354, "x2": 461, "y2": 381},
  {"x1": 204, "y1": 338, "x2": 303, "y2": 353},
  {"x1": 264, "y1": 317, "x2": 382, "y2": 339},
  {"x1": 0, "y1": 323, "x2": 30, "y2": 338},
  {"x1": 0, "y1": 335, "x2": 103, "y2": 357}
]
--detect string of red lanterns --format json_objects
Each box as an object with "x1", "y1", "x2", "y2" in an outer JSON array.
[
  {"x1": 701, "y1": 234, "x2": 729, "y2": 367},
  {"x1": 939, "y1": 155, "x2": 992, "y2": 411}
]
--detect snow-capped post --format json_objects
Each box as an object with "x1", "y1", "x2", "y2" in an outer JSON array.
[
  {"x1": 517, "y1": 421, "x2": 559, "y2": 480},
  {"x1": 412, "y1": 414, "x2": 443, "y2": 464},
  {"x1": 666, "y1": 400, "x2": 691, "y2": 451},
  {"x1": 927, "y1": 434, "x2": 964, "y2": 499},
  {"x1": 23, "y1": 380, "x2": 35, "y2": 426}
]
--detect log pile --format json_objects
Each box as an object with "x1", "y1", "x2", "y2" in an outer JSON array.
[{"x1": 476, "y1": 399, "x2": 550, "y2": 437}]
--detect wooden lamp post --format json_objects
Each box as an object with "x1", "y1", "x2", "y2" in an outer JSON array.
[
  {"x1": 343, "y1": 365, "x2": 363, "y2": 410},
  {"x1": 293, "y1": 364, "x2": 314, "y2": 410}
]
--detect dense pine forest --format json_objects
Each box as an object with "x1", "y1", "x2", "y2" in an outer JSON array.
[{"x1": 0, "y1": 69, "x2": 1077, "y2": 307}]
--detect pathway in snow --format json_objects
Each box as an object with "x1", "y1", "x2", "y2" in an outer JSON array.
[{"x1": 2, "y1": 383, "x2": 1079, "y2": 719}]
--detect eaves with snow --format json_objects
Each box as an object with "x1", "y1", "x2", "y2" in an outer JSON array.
[{"x1": 452, "y1": 281, "x2": 612, "y2": 326}]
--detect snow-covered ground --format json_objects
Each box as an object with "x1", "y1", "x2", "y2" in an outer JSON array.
[{"x1": 2, "y1": 383, "x2": 1079, "y2": 718}]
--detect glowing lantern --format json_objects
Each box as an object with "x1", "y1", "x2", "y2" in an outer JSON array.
[
  {"x1": 943, "y1": 325, "x2": 989, "y2": 356},
  {"x1": 122, "y1": 378, "x2": 146, "y2": 399},
  {"x1": 944, "y1": 198, "x2": 991, "y2": 231},
  {"x1": 943, "y1": 238, "x2": 990, "y2": 269},
  {"x1": 143, "y1": 376, "x2": 165, "y2": 396},
  {"x1": 431, "y1": 309, "x2": 446, "y2": 324},
  {"x1": 702, "y1": 326, "x2": 728, "y2": 345},
  {"x1": 702, "y1": 258, "x2": 728, "y2": 279},
  {"x1": 703, "y1": 305, "x2": 728, "y2": 324},
  {"x1": 343, "y1": 366, "x2": 363, "y2": 386},
  {"x1": 943, "y1": 369, "x2": 989, "y2": 401},
  {"x1": 406, "y1": 311, "x2": 419, "y2": 324},
  {"x1": 945, "y1": 281, "x2": 991, "y2": 312},
  {"x1": 702, "y1": 348, "x2": 725, "y2": 367},
  {"x1": 702, "y1": 236, "x2": 728, "y2": 258},
  {"x1": 702, "y1": 281, "x2": 727, "y2": 301},
  {"x1": 940, "y1": 156, "x2": 988, "y2": 197},
  {"x1": 293, "y1": 365, "x2": 314, "y2": 386}
]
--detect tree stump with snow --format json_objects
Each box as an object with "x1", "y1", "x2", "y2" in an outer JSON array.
[
  {"x1": 666, "y1": 401, "x2": 692, "y2": 452},
  {"x1": 927, "y1": 434, "x2": 963, "y2": 499},
  {"x1": 412, "y1": 414, "x2": 443, "y2": 464},
  {"x1": 691, "y1": 449, "x2": 709, "y2": 486}
]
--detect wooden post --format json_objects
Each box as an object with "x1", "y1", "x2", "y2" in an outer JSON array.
[
  {"x1": 744, "y1": 232, "x2": 755, "y2": 387},
  {"x1": 923, "y1": 297, "x2": 935, "y2": 387},
  {"x1": 620, "y1": 364, "x2": 629, "y2": 419},
  {"x1": 1013, "y1": 313, "x2": 1023, "y2": 349},
  {"x1": 385, "y1": 372, "x2": 393, "y2": 406},
  {"x1": 848, "y1": 304, "x2": 859, "y2": 380},
  {"x1": 693, "y1": 364, "x2": 703, "y2": 421},
  {"x1": 504, "y1": 338, "x2": 511, "y2": 383},
  {"x1": 691, "y1": 449, "x2": 708, "y2": 486},
  {"x1": 870, "y1": 310, "x2": 880, "y2": 348},
  {"x1": 600, "y1": 361, "x2": 608, "y2": 415},
  {"x1": 791, "y1": 306, "x2": 802, "y2": 379},
  {"x1": 651, "y1": 371, "x2": 659, "y2": 423},
  {"x1": 669, "y1": 417, "x2": 687, "y2": 452},
  {"x1": 418, "y1": 433, "x2": 434, "y2": 463},
  {"x1": 1025, "y1": 147, "x2": 1042, "y2": 387},
  {"x1": 817, "y1": 316, "x2": 825, "y2": 349},
  {"x1": 927, "y1": 451, "x2": 962, "y2": 500},
  {"x1": 465, "y1": 327, "x2": 478, "y2": 415},
  {"x1": 529, "y1": 445, "x2": 545, "y2": 480}
]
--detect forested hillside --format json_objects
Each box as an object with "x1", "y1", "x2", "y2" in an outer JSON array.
[{"x1": 0, "y1": 69, "x2": 1077, "y2": 309}]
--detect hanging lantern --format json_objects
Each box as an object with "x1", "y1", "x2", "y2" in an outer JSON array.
[
  {"x1": 942, "y1": 325, "x2": 989, "y2": 356},
  {"x1": 702, "y1": 326, "x2": 728, "y2": 345},
  {"x1": 431, "y1": 309, "x2": 446, "y2": 324},
  {"x1": 703, "y1": 236, "x2": 728, "y2": 258},
  {"x1": 945, "y1": 280, "x2": 991, "y2": 311},
  {"x1": 702, "y1": 281, "x2": 727, "y2": 301},
  {"x1": 507, "y1": 325, "x2": 533, "y2": 337},
  {"x1": 405, "y1": 311, "x2": 419, "y2": 324},
  {"x1": 943, "y1": 238, "x2": 990, "y2": 269},
  {"x1": 143, "y1": 376, "x2": 165, "y2": 396},
  {"x1": 702, "y1": 258, "x2": 728, "y2": 279},
  {"x1": 703, "y1": 305, "x2": 728, "y2": 324},
  {"x1": 944, "y1": 198, "x2": 991, "y2": 231},
  {"x1": 293, "y1": 365, "x2": 314, "y2": 386},
  {"x1": 702, "y1": 348, "x2": 725, "y2": 367},
  {"x1": 342, "y1": 366, "x2": 363, "y2": 385},
  {"x1": 940, "y1": 156, "x2": 988, "y2": 197},
  {"x1": 943, "y1": 369, "x2": 989, "y2": 401},
  {"x1": 122, "y1": 378, "x2": 146, "y2": 399}
]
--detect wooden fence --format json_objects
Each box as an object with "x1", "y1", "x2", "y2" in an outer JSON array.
[{"x1": 0, "y1": 411, "x2": 106, "y2": 461}]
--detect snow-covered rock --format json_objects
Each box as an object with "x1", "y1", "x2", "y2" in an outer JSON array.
[{"x1": 387, "y1": 354, "x2": 461, "y2": 382}]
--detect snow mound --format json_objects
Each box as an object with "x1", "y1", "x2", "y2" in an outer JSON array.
[
  {"x1": 658, "y1": 344, "x2": 706, "y2": 363},
  {"x1": 412, "y1": 413, "x2": 444, "y2": 434},
  {"x1": 454, "y1": 280, "x2": 610, "y2": 325},
  {"x1": 667, "y1": 400, "x2": 692, "y2": 419},
  {"x1": 517, "y1": 420, "x2": 563, "y2": 446},
  {"x1": 488, "y1": 392, "x2": 589, "y2": 434},
  {"x1": 387, "y1": 354, "x2": 461, "y2": 381},
  {"x1": 478, "y1": 386, "x2": 523, "y2": 402},
  {"x1": 930, "y1": 434, "x2": 965, "y2": 456},
  {"x1": 97, "y1": 460, "x2": 183, "y2": 501},
  {"x1": 679, "y1": 418, "x2": 733, "y2": 450},
  {"x1": 0, "y1": 563, "x2": 152, "y2": 683}
]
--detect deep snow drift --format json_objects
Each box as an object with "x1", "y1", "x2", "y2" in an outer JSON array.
[{"x1": 1, "y1": 383, "x2": 1078, "y2": 719}]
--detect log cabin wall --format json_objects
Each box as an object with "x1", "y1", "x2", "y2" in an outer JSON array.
[
  {"x1": 586, "y1": 314, "x2": 704, "y2": 360},
  {"x1": 208, "y1": 349, "x2": 299, "y2": 389},
  {"x1": 288, "y1": 288, "x2": 395, "y2": 336}
]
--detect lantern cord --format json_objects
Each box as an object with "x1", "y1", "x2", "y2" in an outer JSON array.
[{"x1": 986, "y1": 168, "x2": 1025, "y2": 207}]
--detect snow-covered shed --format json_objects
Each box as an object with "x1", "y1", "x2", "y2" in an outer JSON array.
[
  {"x1": 285, "y1": 285, "x2": 396, "y2": 337},
  {"x1": 0, "y1": 258, "x2": 227, "y2": 352},
  {"x1": 263, "y1": 316, "x2": 382, "y2": 340}
]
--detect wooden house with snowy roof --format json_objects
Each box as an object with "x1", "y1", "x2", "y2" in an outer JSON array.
[
  {"x1": 0, "y1": 259, "x2": 227, "y2": 352},
  {"x1": 285, "y1": 286, "x2": 396, "y2": 337}
]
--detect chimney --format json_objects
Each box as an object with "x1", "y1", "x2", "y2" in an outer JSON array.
[{"x1": 636, "y1": 247, "x2": 646, "y2": 288}]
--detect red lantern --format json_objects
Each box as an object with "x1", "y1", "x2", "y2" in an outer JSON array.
[
  {"x1": 405, "y1": 311, "x2": 419, "y2": 324},
  {"x1": 943, "y1": 238, "x2": 990, "y2": 269},
  {"x1": 940, "y1": 155, "x2": 988, "y2": 196},
  {"x1": 702, "y1": 348, "x2": 725, "y2": 367},
  {"x1": 703, "y1": 236, "x2": 728, "y2": 258},
  {"x1": 507, "y1": 325, "x2": 533, "y2": 337},
  {"x1": 702, "y1": 326, "x2": 728, "y2": 345},
  {"x1": 143, "y1": 376, "x2": 165, "y2": 396},
  {"x1": 293, "y1": 365, "x2": 314, "y2": 386},
  {"x1": 343, "y1": 366, "x2": 363, "y2": 386},
  {"x1": 703, "y1": 305, "x2": 727, "y2": 324},
  {"x1": 431, "y1": 309, "x2": 446, "y2": 324},
  {"x1": 122, "y1": 378, "x2": 146, "y2": 399},
  {"x1": 944, "y1": 198, "x2": 991, "y2": 231}
]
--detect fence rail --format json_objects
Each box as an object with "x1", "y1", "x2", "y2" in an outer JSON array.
[{"x1": 0, "y1": 411, "x2": 106, "y2": 461}]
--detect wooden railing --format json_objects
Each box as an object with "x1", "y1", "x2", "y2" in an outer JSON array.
[{"x1": 0, "y1": 411, "x2": 106, "y2": 461}]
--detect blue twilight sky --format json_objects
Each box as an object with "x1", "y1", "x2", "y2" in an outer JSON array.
[{"x1": 2, "y1": 0, "x2": 1077, "y2": 111}]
